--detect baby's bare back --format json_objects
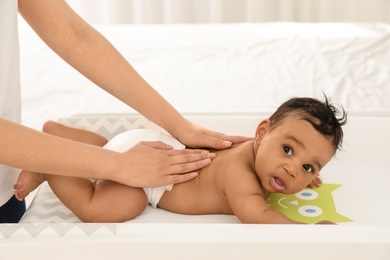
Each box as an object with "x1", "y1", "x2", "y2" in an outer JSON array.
[{"x1": 158, "y1": 141, "x2": 255, "y2": 215}]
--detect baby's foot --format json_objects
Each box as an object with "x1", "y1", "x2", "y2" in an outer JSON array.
[{"x1": 13, "y1": 170, "x2": 46, "y2": 201}]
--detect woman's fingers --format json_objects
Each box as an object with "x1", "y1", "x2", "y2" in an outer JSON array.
[{"x1": 117, "y1": 141, "x2": 215, "y2": 188}]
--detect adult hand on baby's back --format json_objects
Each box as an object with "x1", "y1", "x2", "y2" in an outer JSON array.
[
  {"x1": 174, "y1": 123, "x2": 253, "y2": 150},
  {"x1": 115, "y1": 141, "x2": 215, "y2": 188}
]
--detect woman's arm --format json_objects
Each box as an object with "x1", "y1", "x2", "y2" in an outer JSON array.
[
  {"x1": 0, "y1": 118, "x2": 212, "y2": 187},
  {"x1": 18, "y1": 0, "x2": 250, "y2": 149}
]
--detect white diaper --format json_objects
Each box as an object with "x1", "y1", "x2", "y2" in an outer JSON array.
[
  {"x1": 104, "y1": 128, "x2": 185, "y2": 152},
  {"x1": 143, "y1": 185, "x2": 173, "y2": 208},
  {"x1": 103, "y1": 129, "x2": 184, "y2": 208}
]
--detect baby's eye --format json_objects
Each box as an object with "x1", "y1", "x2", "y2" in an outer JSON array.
[
  {"x1": 302, "y1": 164, "x2": 314, "y2": 173},
  {"x1": 283, "y1": 146, "x2": 292, "y2": 155}
]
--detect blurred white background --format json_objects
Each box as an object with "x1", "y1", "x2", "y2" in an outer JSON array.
[{"x1": 65, "y1": 0, "x2": 390, "y2": 24}]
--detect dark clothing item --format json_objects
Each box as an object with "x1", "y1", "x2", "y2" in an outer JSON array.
[{"x1": 0, "y1": 195, "x2": 26, "y2": 223}]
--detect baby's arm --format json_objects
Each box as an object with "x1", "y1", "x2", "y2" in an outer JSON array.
[
  {"x1": 227, "y1": 184, "x2": 333, "y2": 224},
  {"x1": 230, "y1": 192, "x2": 303, "y2": 224}
]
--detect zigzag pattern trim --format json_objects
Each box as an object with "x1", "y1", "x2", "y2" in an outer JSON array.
[
  {"x1": 0, "y1": 223, "x2": 117, "y2": 239},
  {"x1": 20, "y1": 183, "x2": 81, "y2": 223},
  {"x1": 58, "y1": 116, "x2": 166, "y2": 139}
]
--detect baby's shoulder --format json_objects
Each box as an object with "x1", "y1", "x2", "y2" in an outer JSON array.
[
  {"x1": 222, "y1": 162, "x2": 261, "y2": 188},
  {"x1": 222, "y1": 171, "x2": 265, "y2": 201}
]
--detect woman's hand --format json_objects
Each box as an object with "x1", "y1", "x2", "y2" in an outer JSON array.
[
  {"x1": 174, "y1": 123, "x2": 253, "y2": 150},
  {"x1": 115, "y1": 141, "x2": 216, "y2": 187}
]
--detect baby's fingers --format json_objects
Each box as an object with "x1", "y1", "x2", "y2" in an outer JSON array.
[{"x1": 308, "y1": 176, "x2": 322, "y2": 188}]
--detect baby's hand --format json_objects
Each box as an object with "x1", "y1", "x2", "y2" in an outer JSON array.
[
  {"x1": 316, "y1": 220, "x2": 336, "y2": 225},
  {"x1": 308, "y1": 175, "x2": 322, "y2": 188}
]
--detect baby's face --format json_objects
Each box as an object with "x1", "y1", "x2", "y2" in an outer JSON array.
[{"x1": 254, "y1": 117, "x2": 334, "y2": 194}]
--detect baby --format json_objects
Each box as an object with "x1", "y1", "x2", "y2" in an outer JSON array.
[{"x1": 14, "y1": 97, "x2": 347, "y2": 224}]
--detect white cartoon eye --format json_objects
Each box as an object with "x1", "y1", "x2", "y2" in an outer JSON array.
[
  {"x1": 295, "y1": 189, "x2": 318, "y2": 200},
  {"x1": 298, "y1": 205, "x2": 323, "y2": 217}
]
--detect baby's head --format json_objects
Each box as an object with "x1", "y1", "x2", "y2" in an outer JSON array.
[
  {"x1": 254, "y1": 96, "x2": 347, "y2": 194},
  {"x1": 268, "y1": 96, "x2": 347, "y2": 152}
]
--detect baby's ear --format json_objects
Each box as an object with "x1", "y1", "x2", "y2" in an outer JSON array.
[{"x1": 255, "y1": 119, "x2": 271, "y2": 143}]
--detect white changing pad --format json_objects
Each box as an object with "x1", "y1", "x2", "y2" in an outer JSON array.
[
  {"x1": 20, "y1": 112, "x2": 390, "y2": 225},
  {"x1": 22, "y1": 182, "x2": 239, "y2": 223}
]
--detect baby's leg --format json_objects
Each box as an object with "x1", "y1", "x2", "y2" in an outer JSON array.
[
  {"x1": 14, "y1": 171, "x2": 147, "y2": 222},
  {"x1": 43, "y1": 120, "x2": 108, "y2": 146},
  {"x1": 13, "y1": 170, "x2": 45, "y2": 201},
  {"x1": 15, "y1": 121, "x2": 147, "y2": 222},
  {"x1": 15, "y1": 166, "x2": 148, "y2": 222},
  {"x1": 14, "y1": 121, "x2": 109, "y2": 200},
  {"x1": 46, "y1": 175, "x2": 147, "y2": 222}
]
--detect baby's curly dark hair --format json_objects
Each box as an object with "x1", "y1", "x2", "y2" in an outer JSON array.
[{"x1": 269, "y1": 96, "x2": 347, "y2": 151}]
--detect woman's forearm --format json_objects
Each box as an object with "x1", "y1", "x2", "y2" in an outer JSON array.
[
  {"x1": 19, "y1": 0, "x2": 251, "y2": 151},
  {"x1": 1, "y1": 118, "x2": 214, "y2": 187},
  {"x1": 0, "y1": 118, "x2": 119, "y2": 180},
  {"x1": 19, "y1": 0, "x2": 187, "y2": 137}
]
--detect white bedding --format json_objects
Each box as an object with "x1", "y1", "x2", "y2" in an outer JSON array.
[
  {"x1": 19, "y1": 20, "x2": 390, "y2": 131},
  {"x1": 4, "y1": 21, "x2": 390, "y2": 259}
]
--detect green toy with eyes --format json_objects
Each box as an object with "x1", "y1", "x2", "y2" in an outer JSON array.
[{"x1": 267, "y1": 183, "x2": 352, "y2": 223}]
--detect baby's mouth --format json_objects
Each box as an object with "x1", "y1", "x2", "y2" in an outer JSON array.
[{"x1": 270, "y1": 176, "x2": 286, "y2": 191}]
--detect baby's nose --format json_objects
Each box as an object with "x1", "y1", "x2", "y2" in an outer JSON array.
[{"x1": 284, "y1": 162, "x2": 298, "y2": 177}]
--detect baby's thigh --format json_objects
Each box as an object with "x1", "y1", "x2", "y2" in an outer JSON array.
[{"x1": 92, "y1": 180, "x2": 147, "y2": 222}]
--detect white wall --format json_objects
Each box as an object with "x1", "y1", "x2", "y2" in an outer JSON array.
[{"x1": 66, "y1": 0, "x2": 390, "y2": 24}]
